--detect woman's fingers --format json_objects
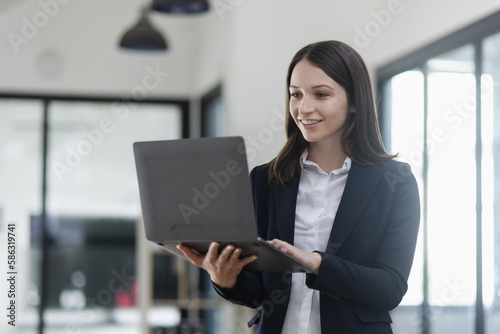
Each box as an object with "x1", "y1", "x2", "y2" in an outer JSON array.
[
  {"x1": 222, "y1": 245, "x2": 258, "y2": 267},
  {"x1": 177, "y1": 244, "x2": 204, "y2": 266},
  {"x1": 268, "y1": 239, "x2": 289, "y2": 253},
  {"x1": 268, "y1": 238, "x2": 283, "y2": 247},
  {"x1": 228, "y1": 247, "x2": 242, "y2": 262},
  {"x1": 178, "y1": 242, "x2": 258, "y2": 274},
  {"x1": 240, "y1": 253, "x2": 259, "y2": 267},
  {"x1": 218, "y1": 244, "x2": 235, "y2": 262},
  {"x1": 205, "y1": 241, "x2": 220, "y2": 264},
  {"x1": 267, "y1": 239, "x2": 321, "y2": 273}
]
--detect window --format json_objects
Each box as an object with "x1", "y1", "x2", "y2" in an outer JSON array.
[
  {"x1": 0, "y1": 99, "x2": 43, "y2": 333},
  {"x1": 0, "y1": 95, "x2": 187, "y2": 334},
  {"x1": 201, "y1": 84, "x2": 224, "y2": 138},
  {"x1": 378, "y1": 10, "x2": 500, "y2": 334}
]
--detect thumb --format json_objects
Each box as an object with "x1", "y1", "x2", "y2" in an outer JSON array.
[{"x1": 177, "y1": 245, "x2": 204, "y2": 266}]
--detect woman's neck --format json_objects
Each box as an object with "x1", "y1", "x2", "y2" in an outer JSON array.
[{"x1": 307, "y1": 141, "x2": 347, "y2": 174}]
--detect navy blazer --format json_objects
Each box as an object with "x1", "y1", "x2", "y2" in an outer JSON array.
[{"x1": 214, "y1": 159, "x2": 420, "y2": 334}]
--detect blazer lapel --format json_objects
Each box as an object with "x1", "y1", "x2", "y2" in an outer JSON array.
[
  {"x1": 326, "y1": 162, "x2": 385, "y2": 255},
  {"x1": 274, "y1": 170, "x2": 301, "y2": 245}
]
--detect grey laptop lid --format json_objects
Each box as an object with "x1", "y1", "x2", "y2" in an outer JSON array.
[
  {"x1": 133, "y1": 136, "x2": 315, "y2": 273},
  {"x1": 134, "y1": 136, "x2": 258, "y2": 242}
]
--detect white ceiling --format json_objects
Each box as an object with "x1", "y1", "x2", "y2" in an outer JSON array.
[{"x1": 0, "y1": 0, "x2": 226, "y2": 98}]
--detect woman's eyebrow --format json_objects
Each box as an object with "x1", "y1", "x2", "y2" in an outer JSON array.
[
  {"x1": 311, "y1": 84, "x2": 335, "y2": 90},
  {"x1": 289, "y1": 84, "x2": 335, "y2": 90}
]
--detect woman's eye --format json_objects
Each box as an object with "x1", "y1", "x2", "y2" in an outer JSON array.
[
  {"x1": 290, "y1": 92, "x2": 301, "y2": 98},
  {"x1": 316, "y1": 92, "x2": 328, "y2": 98}
]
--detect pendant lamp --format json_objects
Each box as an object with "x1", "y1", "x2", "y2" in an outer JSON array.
[
  {"x1": 119, "y1": 8, "x2": 168, "y2": 51},
  {"x1": 152, "y1": 0, "x2": 210, "y2": 14}
]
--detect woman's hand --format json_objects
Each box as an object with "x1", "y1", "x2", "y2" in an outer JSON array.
[
  {"x1": 177, "y1": 242, "x2": 258, "y2": 289},
  {"x1": 268, "y1": 239, "x2": 322, "y2": 274}
]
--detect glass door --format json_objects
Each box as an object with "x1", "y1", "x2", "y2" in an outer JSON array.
[
  {"x1": 0, "y1": 99, "x2": 44, "y2": 334},
  {"x1": 40, "y1": 101, "x2": 182, "y2": 333},
  {"x1": 383, "y1": 70, "x2": 425, "y2": 334},
  {"x1": 426, "y1": 44, "x2": 477, "y2": 333}
]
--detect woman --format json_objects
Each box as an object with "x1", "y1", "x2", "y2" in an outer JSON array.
[{"x1": 178, "y1": 40, "x2": 420, "y2": 333}]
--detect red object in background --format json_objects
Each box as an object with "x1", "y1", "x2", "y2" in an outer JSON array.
[{"x1": 114, "y1": 278, "x2": 137, "y2": 307}]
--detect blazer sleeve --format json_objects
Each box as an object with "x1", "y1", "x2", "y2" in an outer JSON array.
[
  {"x1": 306, "y1": 164, "x2": 421, "y2": 311},
  {"x1": 211, "y1": 166, "x2": 267, "y2": 308}
]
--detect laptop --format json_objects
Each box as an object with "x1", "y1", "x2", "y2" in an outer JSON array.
[{"x1": 133, "y1": 136, "x2": 314, "y2": 273}]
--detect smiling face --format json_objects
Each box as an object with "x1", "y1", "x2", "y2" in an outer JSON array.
[{"x1": 289, "y1": 60, "x2": 352, "y2": 149}]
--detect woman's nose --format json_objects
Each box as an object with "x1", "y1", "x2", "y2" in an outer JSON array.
[{"x1": 299, "y1": 95, "x2": 315, "y2": 114}]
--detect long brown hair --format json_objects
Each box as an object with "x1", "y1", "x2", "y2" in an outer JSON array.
[{"x1": 266, "y1": 40, "x2": 395, "y2": 186}]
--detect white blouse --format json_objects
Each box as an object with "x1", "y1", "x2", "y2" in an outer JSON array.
[{"x1": 281, "y1": 149, "x2": 351, "y2": 334}]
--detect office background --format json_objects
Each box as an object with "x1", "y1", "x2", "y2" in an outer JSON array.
[{"x1": 1, "y1": 0, "x2": 500, "y2": 333}]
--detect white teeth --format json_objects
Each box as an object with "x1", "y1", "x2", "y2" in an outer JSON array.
[{"x1": 301, "y1": 119, "x2": 321, "y2": 125}]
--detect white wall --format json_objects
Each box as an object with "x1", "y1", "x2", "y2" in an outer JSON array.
[{"x1": 220, "y1": 0, "x2": 500, "y2": 168}]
